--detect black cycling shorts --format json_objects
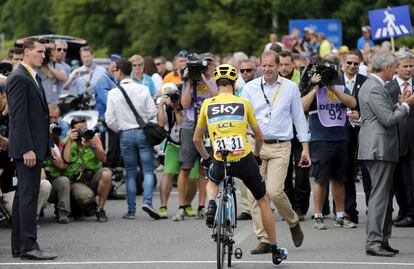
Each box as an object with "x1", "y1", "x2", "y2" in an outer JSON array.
[{"x1": 208, "y1": 152, "x2": 266, "y2": 200}]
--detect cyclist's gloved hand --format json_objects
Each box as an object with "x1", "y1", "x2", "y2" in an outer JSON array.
[
  {"x1": 254, "y1": 155, "x2": 262, "y2": 166},
  {"x1": 200, "y1": 156, "x2": 213, "y2": 169}
]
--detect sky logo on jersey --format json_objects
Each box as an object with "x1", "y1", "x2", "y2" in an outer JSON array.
[{"x1": 207, "y1": 103, "x2": 245, "y2": 123}]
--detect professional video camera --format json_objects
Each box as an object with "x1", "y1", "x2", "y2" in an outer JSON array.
[
  {"x1": 76, "y1": 128, "x2": 95, "y2": 140},
  {"x1": 186, "y1": 53, "x2": 208, "y2": 81},
  {"x1": 0, "y1": 62, "x2": 13, "y2": 77},
  {"x1": 50, "y1": 123, "x2": 62, "y2": 137},
  {"x1": 301, "y1": 62, "x2": 338, "y2": 88}
]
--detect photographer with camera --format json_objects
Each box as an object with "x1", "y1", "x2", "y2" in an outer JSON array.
[
  {"x1": 301, "y1": 54, "x2": 357, "y2": 230},
  {"x1": 157, "y1": 83, "x2": 199, "y2": 219},
  {"x1": 48, "y1": 104, "x2": 69, "y2": 141},
  {"x1": 64, "y1": 46, "x2": 106, "y2": 96},
  {"x1": 172, "y1": 52, "x2": 217, "y2": 221},
  {"x1": 37, "y1": 40, "x2": 67, "y2": 105},
  {"x1": 62, "y1": 117, "x2": 112, "y2": 222}
]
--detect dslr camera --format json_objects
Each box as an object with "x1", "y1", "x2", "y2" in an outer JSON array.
[
  {"x1": 0, "y1": 62, "x2": 13, "y2": 77},
  {"x1": 301, "y1": 62, "x2": 338, "y2": 88},
  {"x1": 165, "y1": 91, "x2": 180, "y2": 103},
  {"x1": 50, "y1": 123, "x2": 62, "y2": 137},
  {"x1": 76, "y1": 128, "x2": 95, "y2": 141},
  {"x1": 186, "y1": 53, "x2": 208, "y2": 81}
]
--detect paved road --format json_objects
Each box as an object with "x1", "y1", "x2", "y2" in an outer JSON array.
[{"x1": 1, "y1": 180, "x2": 413, "y2": 269}]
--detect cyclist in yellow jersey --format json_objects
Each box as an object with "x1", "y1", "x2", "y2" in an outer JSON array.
[{"x1": 193, "y1": 64, "x2": 288, "y2": 265}]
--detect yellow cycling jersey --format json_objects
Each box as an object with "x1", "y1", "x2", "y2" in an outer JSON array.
[{"x1": 197, "y1": 93, "x2": 258, "y2": 161}]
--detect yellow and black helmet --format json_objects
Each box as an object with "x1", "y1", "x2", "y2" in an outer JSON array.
[{"x1": 213, "y1": 64, "x2": 238, "y2": 82}]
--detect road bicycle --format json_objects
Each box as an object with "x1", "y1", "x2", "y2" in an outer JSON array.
[{"x1": 210, "y1": 150, "x2": 243, "y2": 269}]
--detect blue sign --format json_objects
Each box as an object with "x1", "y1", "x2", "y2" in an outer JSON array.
[
  {"x1": 369, "y1": 5, "x2": 412, "y2": 40},
  {"x1": 289, "y1": 19, "x2": 342, "y2": 48}
]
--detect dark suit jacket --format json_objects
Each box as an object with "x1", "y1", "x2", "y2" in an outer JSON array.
[
  {"x1": 6, "y1": 64, "x2": 51, "y2": 161},
  {"x1": 338, "y1": 73, "x2": 367, "y2": 112},
  {"x1": 386, "y1": 77, "x2": 414, "y2": 158},
  {"x1": 358, "y1": 75, "x2": 408, "y2": 162}
]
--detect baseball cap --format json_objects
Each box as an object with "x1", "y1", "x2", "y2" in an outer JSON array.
[
  {"x1": 110, "y1": 54, "x2": 122, "y2": 62},
  {"x1": 161, "y1": 82, "x2": 179, "y2": 95},
  {"x1": 200, "y1": 52, "x2": 214, "y2": 61},
  {"x1": 176, "y1": 50, "x2": 188, "y2": 58},
  {"x1": 362, "y1": 26, "x2": 371, "y2": 32}
]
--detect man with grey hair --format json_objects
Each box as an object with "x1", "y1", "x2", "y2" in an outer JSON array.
[
  {"x1": 385, "y1": 51, "x2": 414, "y2": 228},
  {"x1": 358, "y1": 51, "x2": 414, "y2": 257}
]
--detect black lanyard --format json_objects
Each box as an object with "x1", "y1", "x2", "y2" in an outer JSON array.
[{"x1": 260, "y1": 78, "x2": 271, "y2": 107}]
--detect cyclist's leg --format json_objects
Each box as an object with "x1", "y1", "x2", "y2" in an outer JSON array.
[{"x1": 205, "y1": 160, "x2": 224, "y2": 227}]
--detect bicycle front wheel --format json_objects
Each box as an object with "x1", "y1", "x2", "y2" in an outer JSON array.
[{"x1": 217, "y1": 194, "x2": 227, "y2": 269}]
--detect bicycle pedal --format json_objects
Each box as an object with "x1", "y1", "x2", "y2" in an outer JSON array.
[{"x1": 234, "y1": 248, "x2": 243, "y2": 259}]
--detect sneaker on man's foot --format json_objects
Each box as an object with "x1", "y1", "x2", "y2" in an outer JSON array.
[
  {"x1": 142, "y1": 204, "x2": 161, "y2": 220},
  {"x1": 334, "y1": 216, "x2": 357, "y2": 228},
  {"x1": 122, "y1": 212, "x2": 136, "y2": 220},
  {"x1": 159, "y1": 207, "x2": 168, "y2": 219},
  {"x1": 172, "y1": 208, "x2": 185, "y2": 221},
  {"x1": 206, "y1": 203, "x2": 217, "y2": 228},
  {"x1": 184, "y1": 205, "x2": 196, "y2": 217},
  {"x1": 197, "y1": 208, "x2": 206, "y2": 219},
  {"x1": 96, "y1": 209, "x2": 108, "y2": 222},
  {"x1": 313, "y1": 217, "x2": 327, "y2": 230},
  {"x1": 271, "y1": 245, "x2": 288, "y2": 265}
]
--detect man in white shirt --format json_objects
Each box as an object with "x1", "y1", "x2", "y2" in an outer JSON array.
[{"x1": 105, "y1": 59, "x2": 159, "y2": 220}]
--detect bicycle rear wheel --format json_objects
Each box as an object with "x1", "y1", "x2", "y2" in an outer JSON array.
[{"x1": 217, "y1": 194, "x2": 227, "y2": 269}]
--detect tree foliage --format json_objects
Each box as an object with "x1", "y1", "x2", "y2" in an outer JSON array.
[{"x1": 0, "y1": 0, "x2": 413, "y2": 58}]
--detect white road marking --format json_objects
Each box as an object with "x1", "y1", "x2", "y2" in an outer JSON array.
[{"x1": 1, "y1": 260, "x2": 414, "y2": 266}]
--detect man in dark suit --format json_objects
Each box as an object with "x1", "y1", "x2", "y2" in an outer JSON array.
[
  {"x1": 385, "y1": 51, "x2": 414, "y2": 227},
  {"x1": 358, "y1": 51, "x2": 414, "y2": 257},
  {"x1": 338, "y1": 51, "x2": 367, "y2": 223},
  {"x1": 6, "y1": 38, "x2": 57, "y2": 260}
]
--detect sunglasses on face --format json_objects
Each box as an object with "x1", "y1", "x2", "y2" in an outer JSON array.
[
  {"x1": 132, "y1": 63, "x2": 143, "y2": 68},
  {"x1": 240, "y1": 68, "x2": 253, "y2": 73},
  {"x1": 155, "y1": 62, "x2": 163, "y2": 66},
  {"x1": 346, "y1": 61, "x2": 359, "y2": 66},
  {"x1": 57, "y1": 48, "x2": 67, "y2": 52}
]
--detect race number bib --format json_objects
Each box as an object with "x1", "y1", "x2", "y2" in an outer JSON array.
[{"x1": 214, "y1": 135, "x2": 245, "y2": 155}]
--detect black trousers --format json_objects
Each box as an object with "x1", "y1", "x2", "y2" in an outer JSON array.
[
  {"x1": 344, "y1": 126, "x2": 358, "y2": 217},
  {"x1": 104, "y1": 127, "x2": 123, "y2": 168},
  {"x1": 11, "y1": 160, "x2": 41, "y2": 253},
  {"x1": 393, "y1": 155, "x2": 414, "y2": 218},
  {"x1": 284, "y1": 137, "x2": 310, "y2": 215}
]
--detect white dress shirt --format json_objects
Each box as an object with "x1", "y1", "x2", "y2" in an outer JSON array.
[
  {"x1": 396, "y1": 76, "x2": 412, "y2": 94},
  {"x1": 241, "y1": 75, "x2": 310, "y2": 142},
  {"x1": 344, "y1": 74, "x2": 357, "y2": 95},
  {"x1": 105, "y1": 78, "x2": 157, "y2": 132}
]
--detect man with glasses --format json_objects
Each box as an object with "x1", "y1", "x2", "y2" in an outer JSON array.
[
  {"x1": 236, "y1": 59, "x2": 256, "y2": 97},
  {"x1": 55, "y1": 40, "x2": 71, "y2": 79},
  {"x1": 38, "y1": 40, "x2": 67, "y2": 104},
  {"x1": 129, "y1": 54, "x2": 156, "y2": 96},
  {"x1": 338, "y1": 51, "x2": 367, "y2": 224},
  {"x1": 154, "y1": 56, "x2": 169, "y2": 78},
  {"x1": 64, "y1": 46, "x2": 106, "y2": 95}
]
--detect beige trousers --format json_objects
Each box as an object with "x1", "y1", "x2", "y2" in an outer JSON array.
[{"x1": 247, "y1": 141, "x2": 298, "y2": 243}]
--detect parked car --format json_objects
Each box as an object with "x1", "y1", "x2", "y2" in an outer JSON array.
[{"x1": 15, "y1": 34, "x2": 87, "y2": 65}]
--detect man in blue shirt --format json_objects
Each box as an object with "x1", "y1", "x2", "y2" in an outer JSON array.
[
  {"x1": 357, "y1": 26, "x2": 375, "y2": 51},
  {"x1": 242, "y1": 50, "x2": 310, "y2": 253}
]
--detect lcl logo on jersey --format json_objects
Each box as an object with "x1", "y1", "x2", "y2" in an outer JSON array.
[{"x1": 207, "y1": 103, "x2": 245, "y2": 123}]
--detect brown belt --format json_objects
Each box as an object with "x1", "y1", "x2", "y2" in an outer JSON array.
[{"x1": 264, "y1": 139, "x2": 288, "y2": 144}]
